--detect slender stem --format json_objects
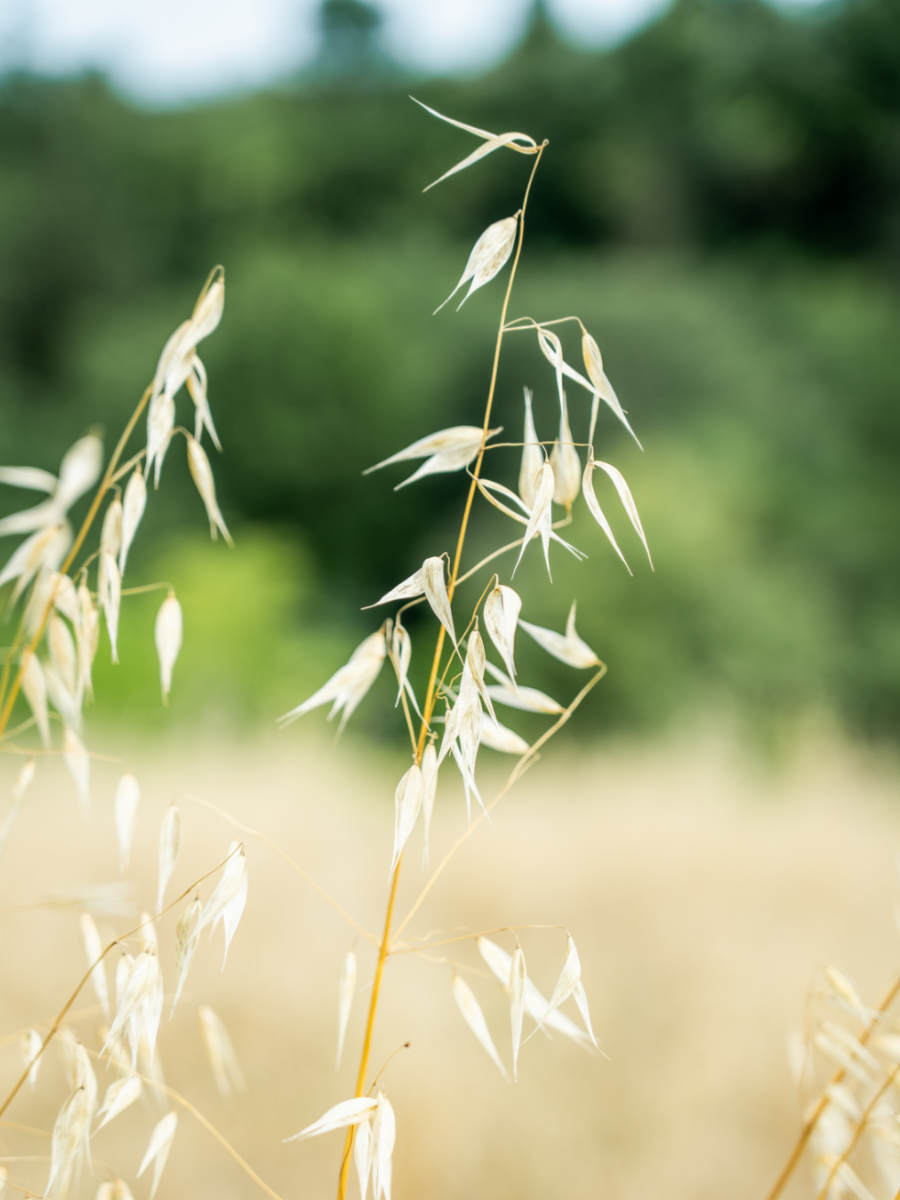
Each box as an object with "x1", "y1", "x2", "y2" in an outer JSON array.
[
  {"x1": 0, "y1": 384, "x2": 152, "y2": 740},
  {"x1": 336, "y1": 851, "x2": 403, "y2": 1198},
  {"x1": 335, "y1": 141, "x2": 547, "y2": 1200},
  {"x1": 764, "y1": 965, "x2": 900, "y2": 1200}
]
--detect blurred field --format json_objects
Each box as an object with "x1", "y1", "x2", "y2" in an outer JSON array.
[{"x1": 2, "y1": 729, "x2": 900, "y2": 1199}]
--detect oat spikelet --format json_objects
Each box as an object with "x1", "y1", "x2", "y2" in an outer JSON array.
[
  {"x1": 95, "y1": 1180, "x2": 134, "y2": 1200},
  {"x1": 114, "y1": 773, "x2": 140, "y2": 874},
  {"x1": 583, "y1": 457, "x2": 652, "y2": 569},
  {"x1": 46, "y1": 1085, "x2": 91, "y2": 1200},
  {"x1": 549, "y1": 394, "x2": 580, "y2": 507},
  {"x1": 336, "y1": 950, "x2": 357, "y2": 1070},
  {"x1": 372, "y1": 1090, "x2": 396, "y2": 1200},
  {"x1": 513, "y1": 461, "x2": 555, "y2": 578},
  {"x1": 412, "y1": 97, "x2": 537, "y2": 191},
  {"x1": 80, "y1": 913, "x2": 110, "y2": 1020},
  {"x1": 538, "y1": 936, "x2": 598, "y2": 1048},
  {"x1": 510, "y1": 944, "x2": 526, "y2": 1081},
  {"x1": 518, "y1": 601, "x2": 603, "y2": 669},
  {"x1": 483, "y1": 585, "x2": 521, "y2": 682},
  {"x1": 581, "y1": 329, "x2": 639, "y2": 445},
  {"x1": 198, "y1": 1005, "x2": 246, "y2": 1096},
  {"x1": 22, "y1": 1028, "x2": 42, "y2": 1089},
  {"x1": 63, "y1": 728, "x2": 90, "y2": 815},
  {"x1": 355, "y1": 1118, "x2": 373, "y2": 1200},
  {"x1": 420, "y1": 742, "x2": 438, "y2": 868},
  {"x1": 391, "y1": 765, "x2": 423, "y2": 876},
  {"x1": 48, "y1": 614, "x2": 77, "y2": 696},
  {"x1": 76, "y1": 581, "x2": 99, "y2": 703},
  {"x1": 479, "y1": 713, "x2": 529, "y2": 755},
  {"x1": 278, "y1": 625, "x2": 387, "y2": 735},
  {"x1": 136, "y1": 1111, "x2": 177, "y2": 1200},
  {"x1": 518, "y1": 388, "x2": 543, "y2": 509},
  {"x1": 451, "y1": 973, "x2": 509, "y2": 1081},
  {"x1": 484, "y1": 662, "x2": 563, "y2": 715},
  {"x1": 435, "y1": 216, "x2": 519, "y2": 313},
  {"x1": 284, "y1": 1097, "x2": 378, "y2": 1142},
  {"x1": 196, "y1": 843, "x2": 247, "y2": 965},
  {"x1": 186, "y1": 435, "x2": 233, "y2": 546},
  {"x1": 0, "y1": 757, "x2": 36, "y2": 860},
  {"x1": 171, "y1": 894, "x2": 202, "y2": 1013},
  {"x1": 364, "y1": 426, "x2": 500, "y2": 489},
  {"x1": 119, "y1": 467, "x2": 147, "y2": 577},
  {"x1": 371, "y1": 557, "x2": 455, "y2": 644},
  {"x1": 156, "y1": 804, "x2": 181, "y2": 914},
  {"x1": 95, "y1": 1075, "x2": 142, "y2": 1133},
  {"x1": 154, "y1": 593, "x2": 183, "y2": 703},
  {"x1": 21, "y1": 649, "x2": 50, "y2": 746}
]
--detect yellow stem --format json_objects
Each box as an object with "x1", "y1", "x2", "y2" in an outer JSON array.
[{"x1": 336, "y1": 141, "x2": 547, "y2": 1200}]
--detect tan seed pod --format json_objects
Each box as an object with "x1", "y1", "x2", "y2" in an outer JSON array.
[
  {"x1": 154, "y1": 593, "x2": 183, "y2": 703},
  {"x1": 156, "y1": 804, "x2": 181, "y2": 914},
  {"x1": 21, "y1": 649, "x2": 50, "y2": 746},
  {"x1": 44, "y1": 658, "x2": 80, "y2": 732},
  {"x1": 420, "y1": 742, "x2": 438, "y2": 868},
  {"x1": 581, "y1": 330, "x2": 639, "y2": 444},
  {"x1": 22, "y1": 1028, "x2": 42, "y2": 1089},
  {"x1": 354, "y1": 1117, "x2": 373, "y2": 1200},
  {"x1": 95, "y1": 1074, "x2": 142, "y2": 1133},
  {"x1": 114, "y1": 773, "x2": 140, "y2": 874},
  {"x1": 76, "y1": 581, "x2": 99, "y2": 703},
  {"x1": 98, "y1": 551, "x2": 121, "y2": 663},
  {"x1": 518, "y1": 601, "x2": 602, "y2": 670},
  {"x1": 549, "y1": 394, "x2": 580, "y2": 507},
  {"x1": 284, "y1": 1096, "x2": 378, "y2": 1142},
  {"x1": 483, "y1": 584, "x2": 521, "y2": 681},
  {"x1": 435, "y1": 216, "x2": 519, "y2": 313},
  {"x1": 391, "y1": 765, "x2": 423, "y2": 876},
  {"x1": 136, "y1": 1111, "x2": 178, "y2": 1200},
  {"x1": 464, "y1": 630, "x2": 497, "y2": 724},
  {"x1": 479, "y1": 713, "x2": 529, "y2": 756},
  {"x1": 390, "y1": 621, "x2": 412, "y2": 708},
  {"x1": 100, "y1": 497, "x2": 122, "y2": 561},
  {"x1": 278, "y1": 625, "x2": 387, "y2": 735},
  {"x1": 146, "y1": 391, "x2": 175, "y2": 488},
  {"x1": 0, "y1": 523, "x2": 71, "y2": 603},
  {"x1": 477, "y1": 937, "x2": 594, "y2": 1050},
  {"x1": 48, "y1": 613, "x2": 77, "y2": 695},
  {"x1": 518, "y1": 388, "x2": 543, "y2": 510},
  {"x1": 372, "y1": 557, "x2": 456, "y2": 645},
  {"x1": 510, "y1": 944, "x2": 526, "y2": 1081},
  {"x1": 198, "y1": 1005, "x2": 246, "y2": 1096},
  {"x1": 63, "y1": 728, "x2": 90, "y2": 814},
  {"x1": 80, "y1": 913, "x2": 110, "y2": 1020},
  {"x1": 364, "y1": 425, "x2": 501, "y2": 490},
  {"x1": 336, "y1": 949, "x2": 357, "y2": 1070},
  {"x1": 196, "y1": 844, "x2": 247, "y2": 954},
  {"x1": 483, "y1": 661, "x2": 563, "y2": 715},
  {"x1": 119, "y1": 467, "x2": 147, "y2": 577},
  {"x1": 451, "y1": 973, "x2": 509, "y2": 1081},
  {"x1": 186, "y1": 434, "x2": 233, "y2": 545},
  {"x1": 46, "y1": 1085, "x2": 91, "y2": 1200},
  {"x1": 186, "y1": 355, "x2": 222, "y2": 450},
  {"x1": 171, "y1": 894, "x2": 202, "y2": 1013},
  {"x1": 513, "y1": 461, "x2": 555, "y2": 578},
  {"x1": 583, "y1": 457, "x2": 652, "y2": 569},
  {"x1": 372, "y1": 1089, "x2": 396, "y2": 1200}
]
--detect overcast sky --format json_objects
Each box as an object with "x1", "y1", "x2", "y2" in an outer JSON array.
[{"x1": 1, "y1": 0, "x2": 824, "y2": 106}]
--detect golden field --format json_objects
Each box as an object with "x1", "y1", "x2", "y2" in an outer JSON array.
[{"x1": 2, "y1": 728, "x2": 899, "y2": 1200}]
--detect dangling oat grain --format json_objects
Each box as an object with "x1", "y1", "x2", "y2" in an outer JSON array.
[
  {"x1": 284, "y1": 1096, "x2": 378, "y2": 1141},
  {"x1": 155, "y1": 593, "x2": 182, "y2": 703},
  {"x1": 335, "y1": 950, "x2": 357, "y2": 1071},
  {"x1": 64, "y1": 728, "x2": 90, "y2": 814},
  {"x1": 483, "y1": 585, "x2": 521, "y2": 682},
  {"x1": 372, "y1": 1090, "x2": 395, "y2": 1200},
  {"x1": 95, "y1": 1075, "x2": 142, "y2": 1133},
  {"x1": 186, "y1": 435, "x2": 233, "y2": 545},
  {"x1": 136, "y1": 1111, "x2": 177, "y2": 1200},
  {"x1": 21, "y1": 649, "x2": 50, "y2": 747},
  {"x1": 391, "y1": 765, "x2": 423, "y2": 876},
  {"x1": 80, "y1": 913, "x2": 110, "y2": 1020},
  {"x1": 513, "y1": 462, "x2": 555, "y2": 578},
  {"x1": 510, "y1": 944, "x2": 526, "y2": 1081},
  {"x1": 119, "y1": 467, "x2": 147, "y2": 577},
  {"x1": 518, "y1": 601, "x2": 602, "y2": 669},
  {"x1": 278, "y1": 626, "x2": 387, "y2": 735},
  {"x1": 435, "y1": 217, "x2": 519, "y2": 313},
  {"x1": 156, "y1": 805, "x2": 181, "y2": 914},
  {"x1": 114, "y1": 773, "x2": 140, "y2": 874},
  {"x1": 583, "y1": 458, "x2": 652, "y2": 568},
  {"x1": 451, "y1": 973, "x2": 509, "y2": 1081},
  {"x1": 198, "y1": 1005, "x2": 246, "y2": 1096},
  {"x1": 364, "y1": 426, "x2": 500, "y2": 489},
  {"x1": 549, "y1": 394, "x2": 580, "y2": 507}
]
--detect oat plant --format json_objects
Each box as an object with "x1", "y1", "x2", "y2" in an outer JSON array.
[
  {"x1": 275, "y1": 100, "x2": 652, "y2": 1199},
  {"x1": 0, "y1": 269, "x2": 256, "y2": 1200}
]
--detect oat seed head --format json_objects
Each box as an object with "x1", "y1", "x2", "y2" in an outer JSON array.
[
  {"x1": 483, "y1": 585, "x2": 521, "y2": 682},
  {"x1": 154, "y1": 593, "x2": 183, "y2": 703},
  {"x1": 21, "y1": 649, "x2": 50, "y2": 746},
  {"x1": 156, "y1": 804, "x2": 181, "y2": 914},
  {"x1": 186, "y1": 434, "x2": 233, "y2": 546},
  {"x1": 278, "y1": 625, "x2": 387, "y2": 734},
  {"x1": 285, "y1": 1096, "x2": 378, "y2": 1142},
  {"x1": 391, "y1": 765, "x2": 424, "y2": 877},
  {"x1": 518, "y1": 602, "x2": 602, "y2": 670},
  {"x1": 114, "y1": 773, "x2": 140, "y2": 875},
  {"x1": 198, "y1": 1005, "x2": 246, "y2": 1096},
  {"x1": 95, "y1": 1074, "x2": 142, "y2": 1134},
  {"x1": 118, "y1": 468, "x2": 147, "y2": 577},
  {"x1": 372, "y1": 1090, "x2": 396, "y2": 1200},
  {"x1": 336, "y1": 950, "x2": 358, "y2": 1070},
  {"x1": 364, "y1": 426, "x2": 500, "y2": 489},
  {"x1": 80, "y1": 913, "x2": 110, "y2": 1021},
  {"x1": 435, "y1": 216, "x2": 519, "y2": 314},
  {"x1": 136, "y1": 1111, "x2": 177, "y2": 1200},
  {"x1": 451, "y1": 973, "x2": 509, "y2": 1082},
  {"x1": 549, "y1": 394, "x2": 580, "y2": 507},
  {"x1": 518, "y1": 388, "x2": 543, "y2": 510}
]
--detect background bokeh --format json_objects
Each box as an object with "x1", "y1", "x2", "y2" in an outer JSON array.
[{"x1": 3, "y1": 0, "x2": 899, "y2": 747}]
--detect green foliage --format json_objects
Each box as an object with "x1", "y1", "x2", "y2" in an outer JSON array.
[{"x1": 1, "y1": 0, "x2": 899, "y2": 741}]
